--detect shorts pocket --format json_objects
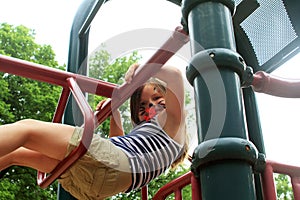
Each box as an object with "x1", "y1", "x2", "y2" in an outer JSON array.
[
  {"x1": 94, "y1": 167, "x2": 119, "y2": 198},
  {"x1": 72, "y1": 155, "x2": 96, "y2": 192},
  {"x1": 58, "y1": 169, "x2": 72, "y2": 190},
  {"x1": 88, "y1": 138, "x2": 120, "y2": 168}
]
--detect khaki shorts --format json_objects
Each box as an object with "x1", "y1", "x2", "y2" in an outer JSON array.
[{"x1": 59, "y1": 127, "x2": 132, "y2": 200}]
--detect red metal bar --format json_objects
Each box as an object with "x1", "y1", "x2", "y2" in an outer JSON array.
[
  {"x1": 262, "y1": 161, "x2": 277, "y2": 200},
  {"x1": 262, "y1": 160, "x2": 300, "y2": 200},
  {"x1": 175, "y1": 190, "x2": 183, "y2": 200},
  {"x1": 292, "y1": 177, "x2": 300, "y2": 200},
  {"x1": 52, "y1": 87, "x2": 70, "y2": 123},
  {"x1": 0, "y1": 54, "x2": 117, "y2": 97},
  {"x1": 153, "y1": 171, "x2": 201, "y2": 200},
  {"x1": 191, "y1": 172, "x2": 202, "y2": 200},
  {"x1": 141, "y1": 185, "x2": 148, "y2": 200},
  {"x1": 37, "y1": 77, "x2": 95, "y2": 188}
]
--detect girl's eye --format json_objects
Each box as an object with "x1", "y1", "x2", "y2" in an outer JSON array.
[
  {"x1": 158, "y1": 99, "x2": 165, "y2": 104},
  {"x1": 154, "y1": 96, "x2": 163, "y2": 100}
]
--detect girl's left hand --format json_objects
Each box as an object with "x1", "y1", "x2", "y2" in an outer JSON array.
[
  {"x1": 125, "y1": 63, "x2": 140, "y2": 83},
  {"x1": 95, "y1": 99, "x2": 108, "y2": 111}
]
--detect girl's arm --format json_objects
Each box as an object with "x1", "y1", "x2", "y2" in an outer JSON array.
[
  {"x1": 109, "y1": 110, "x2": 124, "y2": 137},
  {"x1": 154, "y1": 65, "x2": 185, "y2": 140},
  {"x1": 96, "y1": 100, "x2": 124, "y2": 137},
  {"x1": 125, "y1": 64, "x2": 185, "y2": 141},
  {"x1": 252, "y1": 71, "x2": 300, "y2": 98}
]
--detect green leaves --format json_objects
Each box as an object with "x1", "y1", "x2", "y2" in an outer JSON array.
[
  {"x1": 0, "y1": 23, "x2": 61, "y2": 199},
  {"x1": 275, "y1": 174, "x2": 294, "y2": 200}
]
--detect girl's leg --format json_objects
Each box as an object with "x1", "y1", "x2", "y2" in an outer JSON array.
[
  {"x1": 0, "y1": 119, "x2": 75, "y2": 161},
  {"x1": 0, "y1": 147, "x2": 60, "y2": 173}
]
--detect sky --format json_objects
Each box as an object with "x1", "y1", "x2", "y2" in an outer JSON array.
[{"x1": 1, "y1": 0, "x2": 300, "y2": 167}]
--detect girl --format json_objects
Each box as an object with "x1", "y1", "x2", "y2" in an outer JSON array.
[{"x1": 0, "y1": 64, "x2": 187, "y2": 199}]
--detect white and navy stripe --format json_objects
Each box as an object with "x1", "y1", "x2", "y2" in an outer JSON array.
[{"x1": 110, "y1": 118, "x2": 182, "y2": 192}]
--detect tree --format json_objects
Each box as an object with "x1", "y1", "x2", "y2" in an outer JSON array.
[
  {"x1": 0, "y1": 23, "x2": 62, "y2": 199},
  {"x1": 275, "y1": 174, "x2": 294, "y2": 200}
]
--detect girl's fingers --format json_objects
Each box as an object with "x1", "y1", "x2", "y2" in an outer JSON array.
[
  {"x1": 125, "y1": 63, "x2": 140, "y2": 83},
  {"x1": 95, "y1": 99, "x2": 106, "y2": 110}
]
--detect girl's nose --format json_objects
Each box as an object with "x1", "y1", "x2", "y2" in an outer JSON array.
[{"x1": 148, "y1": 103, "x2": 153, "y2": 108}]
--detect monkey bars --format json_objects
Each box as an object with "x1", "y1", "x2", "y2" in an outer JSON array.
[{"x1": 0, "y1": 26, "x2": 188, "y2": 188}]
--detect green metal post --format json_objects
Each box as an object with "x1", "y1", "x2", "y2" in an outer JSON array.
[
  {"x1": 182, "y1": 0, "x2": 258, "y2": 199},
  {"x1": 243, "y1": 88, "x2": 265, "y2": 157},
  {"x1": 243, "y1": 87, "x2": 266, "y2": 200}
]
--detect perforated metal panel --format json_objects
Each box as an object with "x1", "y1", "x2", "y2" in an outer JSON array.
[{"x1": 234, "y1": 0, "x2": 300, "y2": 72}]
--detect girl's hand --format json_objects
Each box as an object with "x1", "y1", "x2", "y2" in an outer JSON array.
[
  {"x1": 95, "y1": 99, "x2": 109, "y2": 111},
  {"x1": 125, "y1": 63, "x2": 140, "y2": 83}
]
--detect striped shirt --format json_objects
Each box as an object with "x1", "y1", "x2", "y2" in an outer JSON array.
[{"x1": 109, "y1": 117, "x2": 183, "y2": 192}]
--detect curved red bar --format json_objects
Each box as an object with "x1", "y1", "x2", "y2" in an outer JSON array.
[{"x1": 37, "y1": 77, "x2": 95, "y2": 188}]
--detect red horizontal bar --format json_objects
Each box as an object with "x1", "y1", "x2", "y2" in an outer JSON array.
[{"x1": 0, "y1": 54, "x2": 117, "y2": 98}]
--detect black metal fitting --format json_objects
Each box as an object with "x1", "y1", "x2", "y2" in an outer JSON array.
[
  {"x1": 253, "y1": 153, "x2": 266, "y2": 174},
  {"x1": 186, "y1": 48, "x2": 246, "y2": 86},
  {"x1": 241, "y1": 66, "x2": 254, "y2": 88}
]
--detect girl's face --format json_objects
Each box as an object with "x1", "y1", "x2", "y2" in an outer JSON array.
[{"x1": 138, "y1": 84, "x2": 165, "y2": 122}]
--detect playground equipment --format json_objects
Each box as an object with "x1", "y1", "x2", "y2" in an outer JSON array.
[{"x1": 1, "y1": 0, "x2": 300, "y2": 199}]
